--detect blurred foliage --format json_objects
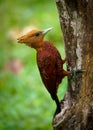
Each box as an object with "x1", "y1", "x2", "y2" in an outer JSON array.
[{"x1": 0, "y1": 0, "x2": 67, "y2": 130}]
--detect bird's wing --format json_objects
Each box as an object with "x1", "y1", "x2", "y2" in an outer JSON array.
[
  {"x1": 38, "y1": 53, "x2": 56, "y2": 79},
  {"x1": 37, "y1": 52, "x2": 57, "y2": 94},
  {"x1": 55, "y1": 52, "x2": 64, "y2": 86}
]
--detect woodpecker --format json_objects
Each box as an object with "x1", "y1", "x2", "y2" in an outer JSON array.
[{"x1": 17, "y1": 28, "x2": 70, "y2": 114}]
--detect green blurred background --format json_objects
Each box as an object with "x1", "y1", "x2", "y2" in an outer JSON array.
[{"x1": 0, "y1": 0, "x2": 67, "y2": 130}]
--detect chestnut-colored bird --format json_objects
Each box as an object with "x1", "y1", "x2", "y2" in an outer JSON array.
[{"x1": 17, "y1": 28, "x2": 70, "y2": 114}]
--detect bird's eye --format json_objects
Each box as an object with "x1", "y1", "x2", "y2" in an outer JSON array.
[{"x1": 35, "y1": 32, "x2": 40, "y2": 37}]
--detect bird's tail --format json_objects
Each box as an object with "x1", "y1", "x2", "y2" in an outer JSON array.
[
  {"x1": 54, "y1": 106, "x2": 61, "y2": 116},
  {"x1": 52, "y1": 94, "x2": 61, "y2": 116}
]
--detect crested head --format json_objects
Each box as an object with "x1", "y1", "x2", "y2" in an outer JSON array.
[{"x1": 17, "y1": 28, "x2": 53, "y2": 49}]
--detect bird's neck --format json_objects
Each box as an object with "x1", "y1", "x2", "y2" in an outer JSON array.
[
  {"x1": 36, "y1": 47, "x2": 43, "y2": 51},
  {"x1": 35, "y1": 41, "x2": 44, "y2": 51}
]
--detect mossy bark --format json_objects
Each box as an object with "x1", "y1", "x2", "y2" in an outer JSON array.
[{"x1": 53, "y1": 0, "x2": 93, "y2": 130}]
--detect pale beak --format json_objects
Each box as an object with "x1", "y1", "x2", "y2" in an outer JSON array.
[{"x1": 42, "y1": 27, "x2": 53, "y2": 35}]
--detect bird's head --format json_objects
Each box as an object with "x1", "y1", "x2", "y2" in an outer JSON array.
[{"x1": 17, "y1": 28, "x2": 52, "y2": 49}]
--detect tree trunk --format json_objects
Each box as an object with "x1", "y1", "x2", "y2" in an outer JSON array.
[{"x1": 53, "y1": 0, "x2": 93, "y2": 130}]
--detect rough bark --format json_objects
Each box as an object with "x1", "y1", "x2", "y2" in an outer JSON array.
[{"x1": 53, "y1": 0, "x2": 93, "y2": 130}]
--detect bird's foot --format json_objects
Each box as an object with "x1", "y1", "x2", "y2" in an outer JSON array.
[
  {"x1": 70, "y1": 69, "x2": 86, "y2": 80},
  {"x1": 62, "y1": 58, "x2": 66, "y2": 64}
]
